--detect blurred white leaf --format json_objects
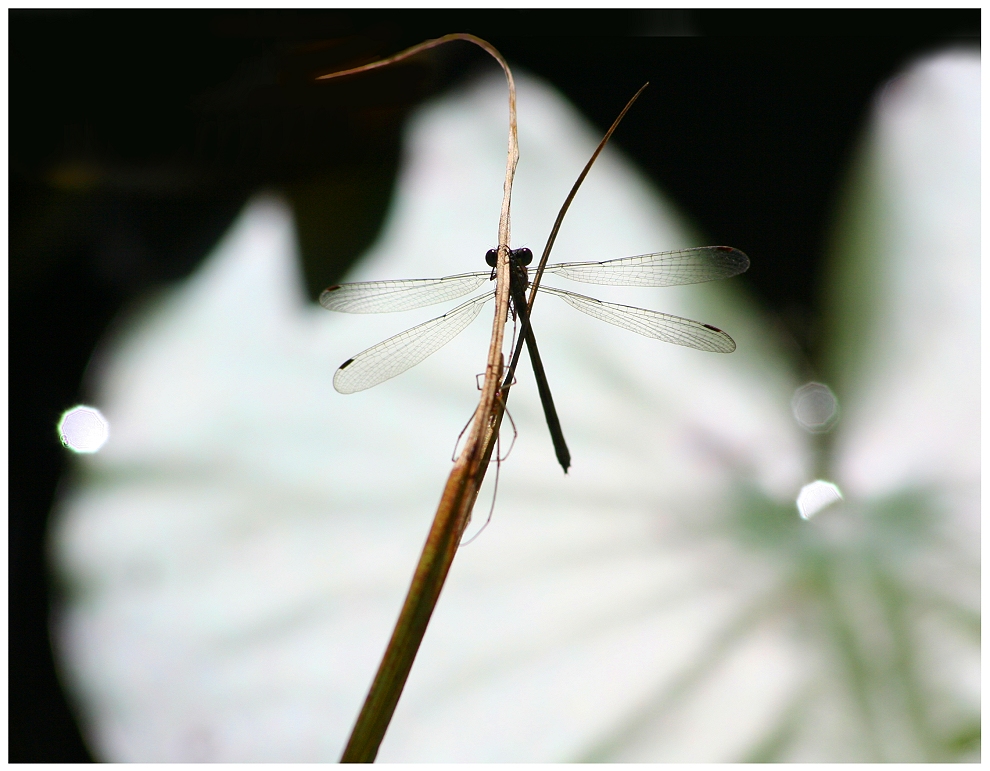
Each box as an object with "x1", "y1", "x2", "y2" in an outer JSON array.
[{"x1": 51, "y1": 50, "x2": 978, "y2": 762}]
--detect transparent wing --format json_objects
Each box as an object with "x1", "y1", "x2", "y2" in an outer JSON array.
[
  {"x1": 320, "y1": 271, "x2": 490, "y2": 313},
  {"x1": 544, "y1": 246, "x2": 749, "y2": 287},
  {"x1": 541, "y1": 286, "x2": 736, "y2": 353},
  {"x1": 333, "y1": 292, "x2": 495, "y2": 394}
]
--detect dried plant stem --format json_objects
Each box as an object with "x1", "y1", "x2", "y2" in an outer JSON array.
[
  {"x1": 327, "y1": 38, "x2": 646, "y2": 761},
  {"x1": 502, "y1": 82, "x2": 649, "y2": 390},
  {"x1": 328, "y1": 35, "x2": 518, "y2": 763},
  {"x1": 526, "y1": 81, "x2": 649, "y2": 305}
]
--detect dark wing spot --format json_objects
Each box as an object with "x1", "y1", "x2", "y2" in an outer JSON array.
[
  {"x1": 339, "y1": 358, "x2": 355, "y2": 370},
  {"x1": 702, "y1": 323, "x2": 723, "y2": 332},
  {"x1": 324, "y1": 285, "x2": 342, "y2": 292},
  {"x1": 715, "y1": 246, "x2": 733, "y2": 253}
]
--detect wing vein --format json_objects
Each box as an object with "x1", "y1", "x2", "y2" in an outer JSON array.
[
  {"x1": 544, "y1": 246, "x2": 749, "y2": 287},
  {"x1": 333, "y1": 292, "x2": 495, "y2": 393},
  {"x1": 542, "y1": 286, "x2": 736, "y2": 353},
  {"x1": 320, "y1": 271, "x2": 490, "y2": 313}
]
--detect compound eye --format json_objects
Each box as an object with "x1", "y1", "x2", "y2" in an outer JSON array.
[
  {"x1": 513, "y1": 247, "x2": 533, "y2": 266},
  {"x1": 485, "y1": 248, "x2": 499, "y2": 267}
]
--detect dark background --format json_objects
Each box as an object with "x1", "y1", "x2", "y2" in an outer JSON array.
[{"x1": 9, "y1": 8, "x2": 979, "y2": 761}]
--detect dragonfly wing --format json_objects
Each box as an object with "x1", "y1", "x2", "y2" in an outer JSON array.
[
  {"x1": 320, "y1": 271, "x2": 490, "y2": 313},
  {"x1": 544, "y1": 246, "x2": 749, "y2": 287},
  {"x1": 542, "y1": 286, "x2": 736, "y2": 353},
  {"x1": 333, "y1": 292, "x2": 495, "y2": 394}
]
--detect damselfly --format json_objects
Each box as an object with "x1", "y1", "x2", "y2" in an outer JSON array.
[{"x1": 322, "y1": 244, "x2": 749, "y2": 468}]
